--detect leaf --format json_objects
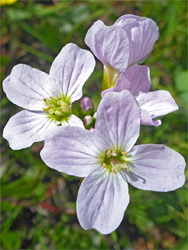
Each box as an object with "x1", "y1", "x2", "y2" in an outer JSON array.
[
  {"x1": 1, "y1": 179, "x2": 38, "y2": 198},
  {"x1": 19, "y1": 43, "x2": 53, "y2": 62},
  {"x1": 155, "y1": 191, "x2": 184, "y2": 213},
  {"x1": 175, "y1": 70, "x2": 188, "y2": 104},
  {"x1": 19, "y1": 22, "x2": 61, "y2": 53},
  {"x1": 1, "y1": 231, "x2": 22, "y2": 250},
  {"x1": 175, "y1": 70, "x2": 188, "y2": 92}
]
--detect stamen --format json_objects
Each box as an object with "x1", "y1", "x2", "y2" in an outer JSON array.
[
  {"x1": 121, "y1": 164, "x2": 130, "y2": 173},
  {"x1": 112, "y1": 170, "x2": 118, "y2": 174},
  {"x1": 122, "y1": 151, "x2": 128, "y2": 156},
  {"x1": 111, "y1": 150, "x2": 118, "y2": 156},
  {"x1": 59, "y1": 104, "x2": 69, "y2": 113},
  {"x1": 43, "y1": 95, "x2": 71, "y2": 122},
  {"x1": 103, "y1": 163, "x2": 107, "y2": 168},
  {"x1": 48, "y1": 109, "x2": 54, "y2": 115},
  {"x1": 55, "y1": 110, "x2": 62, "y2": 116},
  {"x1": 44, "y1": 98, "x2": 51, "y2": 106},
  {"x1": 51, "y1": 96, "x2": 59, "y2": 100},
  {"x1": 114, "y1": 164, "x2": 121, "y2": 171},
  {"x1": 106, "y1": 150, "x2": 111, "y2": 158},
  {"x1": 101, "y1": 149, "x2": 131, "y2": 174}
]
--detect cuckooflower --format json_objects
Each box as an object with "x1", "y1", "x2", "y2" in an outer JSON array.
[
  {"x1": 41, "y1": 90, "x2": 185, "y2": 234},
  {"x1": 3, "y1": 43, "x2": 95, "y2": 150},
  {"x1": 102, "y1": 64, "x2": 178, "y2": 126},
  {"x1": 85, "y1": 14, "x2": 159, "y2": 89}
]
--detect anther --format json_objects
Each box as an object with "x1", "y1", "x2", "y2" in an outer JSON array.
[
  {"x1": 112, "y1": 170, "x2": 118, "y2": 174},
  {"x1": 111, "y1": 150, "x2": 118, "y2": 156},
  {"x1": 55, "y1": 110, "x2": 62, "y2": 116},
  {"x1": 48, "y1": 109, "x2": 54, "y2": 115},
  {"x1": 122, "y1": 164, "x2": 130, "y2": 173},
  {"x1": 51, "y1": 96, "x2": 59, "y2": 100},
  {"x1": 122, "y1": 151, "x2": 128, "y2": 156},
  {"x1": 114, "y1": 164, "x2": 121, "y2": 171},
  {"x1": 60, "y1": 105, "x2": 69, "y2": 113},
  {"x1": 106, "y1": 150, "x2": 111, "y2": 158},
  {"x1": 103, "y1": 163, "x2": 107, "y2": 168},
  {"x1": 44, "y1": 98, "x2": 51, "y2": 106}
]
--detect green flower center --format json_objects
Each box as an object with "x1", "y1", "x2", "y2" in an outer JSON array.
[
  {"x1": 101, "y1": 149, "x2": 130, "y2": 174},
  {"x1": 43, "y1": 96, "x2": 71, "y2": 124}
]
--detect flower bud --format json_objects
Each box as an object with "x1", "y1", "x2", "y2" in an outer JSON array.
[
  {"x1": 89, "y1": 127, "x2": 95, "y2": 133},
  {"x1": 83, "y1": 115, "x2": 94, "y2": 129},
  {"x1": 80, "y1": 97, "x2": 94, "y2": 115}
]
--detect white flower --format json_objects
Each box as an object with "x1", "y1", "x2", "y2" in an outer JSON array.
[
  {"x1": 41, "y1": 91, "x2": 185, "y2": 234},
  {"x1": 3, "y1": 43, "x2": 95, "y2": 149}
]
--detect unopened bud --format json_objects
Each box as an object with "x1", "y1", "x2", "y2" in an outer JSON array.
[
  {"x1": 84, "y1": 115, "x2": 93, "y2": 129},
  {"x1": 89, "y1": 127, "x2": 95, "y2": 133},
  {"x1": 80, "y1": 97, "x2": 94, "y2": 115},
  {"x1": 93, "y1": 112, "x2": 97, "y2": 120}
]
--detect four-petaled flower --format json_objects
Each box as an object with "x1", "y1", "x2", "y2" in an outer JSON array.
[
  {"x1": 85, "y1": 14, "x2": 159, "y2": 89},
  {"x1": 102, "y1": 64, "x2": 178, "y2": 126},
  {"x1": 41, "y1": 91, "x2": 185, "y2": 234},
  {"x1": 3, "y1": 43, "x2": 95, "y2": 150}
]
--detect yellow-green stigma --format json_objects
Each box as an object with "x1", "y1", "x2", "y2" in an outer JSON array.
[
  {"x1": 101, "y1": 149, "x2": 130, "y2": 174},
  {"x1": 43, "y1": 96, "x2": 71, "y2": 123},
  {"x1": 102, "y1": 64, "x2": 120, "y2": 90}
]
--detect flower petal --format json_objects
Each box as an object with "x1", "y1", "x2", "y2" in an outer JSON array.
[
  {"x1": 66, "y1": 114, "x2": 84, "y2": 128},
  {"x1": 49, "y1": 43, "x2": 96, "y2": 102},
  {"x1": 102, "y1": 65, "x2": 151, "y2": 97},
  {"x1": 140, "y1": 109, "x2": 161, "y2": 126},
  {"x1": 41, "y1": 126, "x2": 106, "y2": 177},
  {"x1": 3, "y1": 110, "x2": 56, "y2": 150},
  {"x1": 95, "y1": 90, "x2": 140, "y2": 152},
  {"x1": 77, "y1": 167, "x2": 129, "y2": 234},
  {"x1": 3, "y1": 65, "x2": 52, "y2": 110},
  {"x1": 136, "y1": 90, "x2": 178, "y2": 125},
  {"x1": 124, "y1": 144, "x2": 186, "y2": 192},
  {"x1": 115, "y1": 14, "x2": 159, "y2": 66},
  {"x1": 85, "y1": 20, "x2": 129, "y2": 72}
]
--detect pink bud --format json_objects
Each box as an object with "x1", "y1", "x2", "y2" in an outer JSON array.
[{"x1": 80, "y1": 97, "x2": 94, "y2": 113}]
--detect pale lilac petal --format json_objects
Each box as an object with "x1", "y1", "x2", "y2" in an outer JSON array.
[
  {"x1": 3, "y1": 110, "x2": 56, "y2": 150},
  {"x1": 102, "y1": 65, "x2": 151, "y2": 97},
  {"x1": 124, "y1": 144, "x2": 186, "y2": 192},
  {"x1": 95, "y1": 90, "x2": 140, "y2": 152},
  {"x1": 41, "y1": 127, "x2": 106, "y2": 177},
  {"x1": 77, "y1": 167, "x2": 129, "y2": 234},
  {"x1": 115, "y1": 14, "x2": 159, "y2": 66},
  {"x1": 115, "y1": 14, "x2": 147, "y2": 27},
  {"x1": 140, "y1": 109, "x2": 161, "y2": 126},
  {"x1": 66, "y1": 115, "x2": 84, "y2": 128},
  {"x1": 3, "y1": 65, "x2": 52, "y2": 111},
  {"x1": 85, "y1": 20, "x2": 129, "y2": 72},
  {"x1": 136, "y1": 90, "x2": 178, "y2": 125},
  {"x1": 49, "y1": 43, "x2": 95, "y2": 102}
]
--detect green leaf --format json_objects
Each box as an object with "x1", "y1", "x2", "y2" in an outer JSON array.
[
  {"x1": 175, "y1": 70, "x2": 188, "y2": 104},
  {"x1": 175, "y1": 70, "x2": 188, "y2": 92},
  {"x1": 1, "y1": 231, "x2": 22, "y2": 250},
  {"x1": 19, "y1": 22, "x2": 61, "y2": 53},
  {"x1": 155, "y1": 191, "x2": 184, "y2": 213},
  {"x1": 6, "y1": 8, "x2": 33, "y2": 22},
  {"x1": 19, "y1": 42, "x2": 53, "y2": 62},
  {"x1": 1, "y1": 179, "x2": 38, "y2": 198}
]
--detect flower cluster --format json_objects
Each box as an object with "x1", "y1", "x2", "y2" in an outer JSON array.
[{"x1": 3, "y1": 14, "x2": 186, "y2": 234}]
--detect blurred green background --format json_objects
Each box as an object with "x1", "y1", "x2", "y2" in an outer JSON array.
[{"x1": 1, "y1": 0, "x2": 187, "y2": 249}]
